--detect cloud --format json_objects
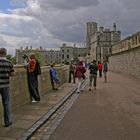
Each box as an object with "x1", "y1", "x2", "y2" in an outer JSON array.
[
  {"x1": 42, "y1": 0, "x2": 99, "y2": 10},
  {"x1": 0, "y1": 0, "x2": 140, "y2": 55}
]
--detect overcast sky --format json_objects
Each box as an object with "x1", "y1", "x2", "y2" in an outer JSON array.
[{"x1": 0, "y1": 0, "x2": 140, "y2": 55}]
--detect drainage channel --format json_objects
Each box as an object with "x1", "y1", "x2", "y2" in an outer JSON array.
[
  {"x1": 19, "y1": 78, "x2": 88, "y2": 140},
  {"x1": 30, "y1": 89, "x2": 79, "y2": 140}
]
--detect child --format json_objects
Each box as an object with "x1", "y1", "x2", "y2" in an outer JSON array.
[{"x1": 50, "y1": 64, "x2": 60, "y2": 90}]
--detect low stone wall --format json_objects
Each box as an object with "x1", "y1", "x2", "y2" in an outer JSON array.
[
  {"x1": 0, "y1": 65, "x2": 69, "y2": 115},
  {"x1": 109, "y1": 46, "x2": 140, "y2": 79}
]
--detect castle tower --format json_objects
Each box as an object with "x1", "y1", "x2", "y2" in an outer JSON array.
[{"x1": 86, "y1": 22, "x2": 97, "y2": 54}]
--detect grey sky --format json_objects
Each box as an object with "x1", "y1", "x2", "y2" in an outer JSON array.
[{"x1": 0, "y1": 0, "x2": 140, "y2": 55}]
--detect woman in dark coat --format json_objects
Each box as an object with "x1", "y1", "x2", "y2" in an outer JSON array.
[{"x1": 27, "y1": 53, "x2": 40, "y2": 102}]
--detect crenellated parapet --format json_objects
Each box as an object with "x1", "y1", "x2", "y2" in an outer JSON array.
[{"x1": 112, "y1": 31, "x2": 140, "y2": 54}]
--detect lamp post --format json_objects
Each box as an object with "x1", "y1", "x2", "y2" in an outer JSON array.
[
  {"x1": 97, "y1": 35, "x2": 101, "y2": 62},
  {"x1": 97, "y1": 32, "x2": 103, "y2": 62}
]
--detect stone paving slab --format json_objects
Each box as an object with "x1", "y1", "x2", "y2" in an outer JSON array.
[{"x1": 0, "y1": 83, "x2": 77, "y2": 140}]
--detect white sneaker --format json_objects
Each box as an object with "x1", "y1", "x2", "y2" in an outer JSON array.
[
  {"x1": 31, "y1": 100, "x2": 39, "y2": 103},
  {"x1": 77, "y1": 90, "x2": 80, "y2": 94}
]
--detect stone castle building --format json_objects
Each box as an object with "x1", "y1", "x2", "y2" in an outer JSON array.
[
  {"x1": 86, "y1": 22, "x2": 121, "y2": 62},
  {"x1": 16, "y1": 46, "x2": 47, "y2": 64},
  {"x1": 60, "y1": 43, "x2": 87, "y2": 63},
  {"x1": 16, "y1": 44, "x2": 87, "y2": 65}
]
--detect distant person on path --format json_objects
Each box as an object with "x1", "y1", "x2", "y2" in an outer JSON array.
[
  {"x1": 75, "y1": 60, "x2": 86, "y2": 93},
  {"x1": 27, "y1": 53, "x2": 41, "y2": 103},
  {"x1": 0, "y1": 48, "x2": 15, "y2": 127},
  {"x1": 50, "y1": 64, "x2": 60, "y2": 90},
  {"x1": 89, "y1": 60, "x2": 98, "y2": 91},
  {"x1": 98, "y1": 61, "x2": 103, "y2": 77},
  {"x1": 103, "y1": 60, "x2": 108, "y2": 83},
  {"x1": 69, "y1": 63, "x2": 75, "y2": 83}
]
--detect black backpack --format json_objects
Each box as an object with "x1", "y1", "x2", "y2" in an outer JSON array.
[
  {"x1": 34, "y1": 60, "x2": 41, "y2": 76},
  {"x1": 89, "y1": 64, "x2": 98, "y2": 75}
]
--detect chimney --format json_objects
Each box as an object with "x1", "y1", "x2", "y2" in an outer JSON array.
[{"x1": 63, "y1": 43, "x2": 66, "y2": 47}]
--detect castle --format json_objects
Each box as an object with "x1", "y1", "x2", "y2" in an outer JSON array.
[
  {"x1": 86, "y1": 22, "x2": 121, "y2": 62},
  {"x1": 16, "y1": 44, "x2": 87, "y2": 65},
  {"x1": 16, "y1": 22, "x2": 122, "y2": 65}
]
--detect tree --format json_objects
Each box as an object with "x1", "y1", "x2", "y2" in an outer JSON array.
[
  {"x1": 34, "y1": 50, "x2": 46, "y2": 66},
  {"x1": 6, "y1": 54, "x2": 17, "y2": 64}
]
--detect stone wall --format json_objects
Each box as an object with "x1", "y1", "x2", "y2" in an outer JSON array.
[
  {"x1": 109, "y1": 46, "x2": 140, "y2": 79},
  {"x1": 0, "y1": 65, "x2": 69, "y2": 115}
]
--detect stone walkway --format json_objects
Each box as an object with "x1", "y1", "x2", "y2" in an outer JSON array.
[
  {"x1": 49, "y1": 72, "x2": 140, "y2": 140},
  {"x1": 1, "y1": 72, "x2": 140, "y2": 140},
  {"x1": 0, "y1": 83, "x2": 77, "y2": 140}
]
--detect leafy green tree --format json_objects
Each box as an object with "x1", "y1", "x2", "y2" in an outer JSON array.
[
  {"x1": 34, "y1": 50, "x2": 46, "y2": 66},
  {"x1": 6, "y1": 54, "x2": 12, "y2": 60},
  {"x1": 6, "y1": 54, "x2": 17, "y2": 64},
  {"x1": 11, "y1": 56, "x2": 16, "y2": 64}
]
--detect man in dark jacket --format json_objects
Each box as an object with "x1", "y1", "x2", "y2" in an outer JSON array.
[
  {"x1": 89, "y1": 60, "x2": 98, "y2": 91},
  {"x1": 69, "y1": 63, "x2": 75, "y2": 83}
]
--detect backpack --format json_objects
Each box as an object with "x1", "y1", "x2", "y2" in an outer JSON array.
[
  {"x1": 34, "y1": 60, "x2": 41, "y2": 76},
  {"x1": 89, "y1": 64, "x2": 98, "y2": 75}
]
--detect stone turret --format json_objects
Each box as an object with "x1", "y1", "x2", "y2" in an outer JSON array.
[
  {"x1": 86, "y1": 22, "x2": 98, "y2": 53},
  {"x1": 113, "y1": 22, "x2": 117, "y2": 31}
]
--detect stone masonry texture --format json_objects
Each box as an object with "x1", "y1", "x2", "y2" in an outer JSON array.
[
  {"x1": 109, "y1": 46, "x2": 140, "y2": 79},
  {"x1": 0, "y1": 65, "x2": 69, "y2": 116}
]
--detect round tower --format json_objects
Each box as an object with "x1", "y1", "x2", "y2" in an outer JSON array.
[
  {"x1": 86, "y1": 22, "x2": 97, "y2": 49},
  {"x1": 87, "y1": 22, "x2": 97, "y2": 36}
]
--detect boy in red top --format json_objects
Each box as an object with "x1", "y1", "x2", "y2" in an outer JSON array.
[{"x1": 98, "y1": 62, "x2": 103, "y2": 77}]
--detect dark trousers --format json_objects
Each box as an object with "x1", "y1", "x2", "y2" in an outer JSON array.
[
  {"x1": 69, "y1": 71, "x2": 75, "y2": 83},
  {"x1": 89, "y1": 74, "x2": 97, "y2": 87},
  {"x1": 27, "y1": 73, "x2": 40, "y2": 101},
  {"x1": 0, "y1": 87, "x2": 12, "y2": 126},
  {"x1": 99, "y1": 70, "x2": 102, "y2": 77}
]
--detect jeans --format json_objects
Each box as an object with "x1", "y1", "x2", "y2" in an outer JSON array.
[
  {"x1": 89, "y1": 74, "x2": 97, "y2": 87},
  {"x1": 77, "y1": 77, "x2": 84, "y2": 92},
  {"x1": 0, "y1": 87, "x2": 12, "y2": 125},
  {"x1": 69, "y1": 71, "x2": 75, "y2": 83}
]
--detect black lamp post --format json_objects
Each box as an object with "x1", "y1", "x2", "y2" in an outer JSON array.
[{"x1": 97, "y1": 35, "x2": 102, "y2": 62}]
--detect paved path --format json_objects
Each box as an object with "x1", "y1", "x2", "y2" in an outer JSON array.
[
  {"x1": 49, "y1": 72, "x2": 140, "y2": 140},
  {"x1": 0, "y1": 83, "x2": 77, "y2": 140}
]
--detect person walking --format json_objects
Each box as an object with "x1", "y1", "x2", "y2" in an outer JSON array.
[
  {"x1": 103, "y1": 60, "x2": 108, "y2": 83},
  {"x1": 0, "y1": 48, "x2": 15, "y2": 127},
  {"x1": 98, "y1": 61, "x2": 103, "y2": 77},
  {"x1": 27, "y1": 53, "x2": 41, "y2": 103},
  {"x1": 69, "y1": 63, "x2": 75, "y2": 83},
  {"x1": 75, "y1": 60, "x2": 86, "y2": 93},
  {"x1": 50, "y1": 64, "x2": 60, "y2": 90},
  {"x1": 89, "y1": 60, "x2": 98, "y2": 91}
]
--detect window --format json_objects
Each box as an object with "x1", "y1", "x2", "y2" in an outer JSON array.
[
  {"x1": 106, "y1": 36, "x2": 108, "y2": 41},
  {"x1": 138, "y1": 34, "x2": 140, "y2": 42},
  {"x1": 109, "y1": 48, "x2": 112, "y2": 53},
  {"x1": 67, "y1": 55, "x2": 69, "y2": 58},
  {"x1": 67, "y1": 49, "x2": 69, "y2": 52},
  {"x1": 62, "y1": 54, "x2": 64, "y2": 58}
]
